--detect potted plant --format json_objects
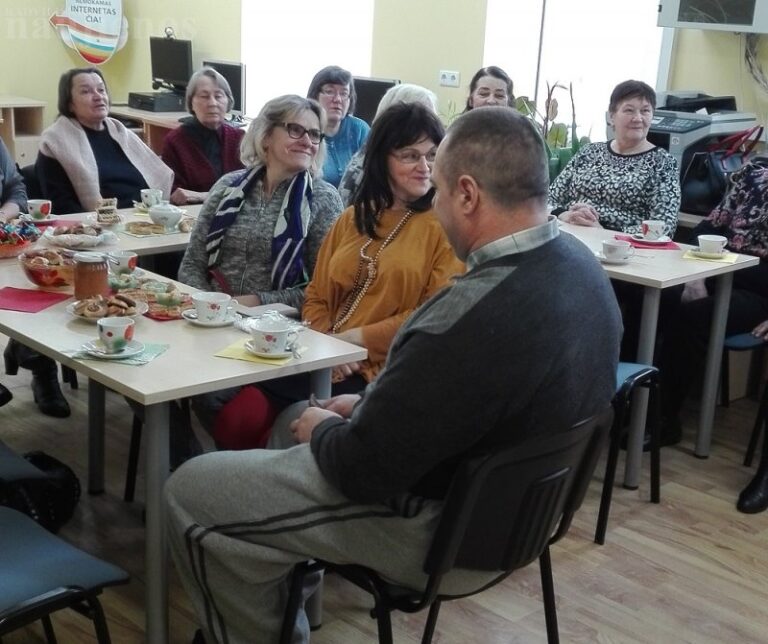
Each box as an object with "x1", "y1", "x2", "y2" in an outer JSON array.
[{"x1": 515, "y1": 82, "x2": 590, "y2": 182}]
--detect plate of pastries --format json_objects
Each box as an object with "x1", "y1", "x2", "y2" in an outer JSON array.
[
  {"x1": 42, "y1": 223, "x2": 119, "y2": 249},
  {"x1": 66, "y1": 294, "x2": 148, "y2": 322}
]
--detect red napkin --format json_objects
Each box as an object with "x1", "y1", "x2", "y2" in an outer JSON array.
[
  {"x1": 615, "y1": 233, "x2": 680, "y2": 250},
  {"x1": 0, "y1": 287, "x2": 71, "y2": 312}
]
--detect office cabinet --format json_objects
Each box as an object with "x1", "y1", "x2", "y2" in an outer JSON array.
[{"x1": 0, "y1": 96, "x2": 45, "y2": 165}]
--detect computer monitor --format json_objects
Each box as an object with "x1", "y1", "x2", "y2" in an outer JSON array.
[
  {"x1": 352, "y1": 77, "x2": 400, "y2": 125},
  {"x1": 150, "y1": 37, "x2": 193, "y2": 93},
  {"x1": 202, "y1": 59, "x2": 246, "y2": 116}
]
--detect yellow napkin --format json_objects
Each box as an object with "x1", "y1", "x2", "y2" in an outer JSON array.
[
  {"x1": 682, "y1": 250, "x2": 738, "y2": 264},
  {"x1": 215, "y1": 338, "x2": 292, "y2": 365}
]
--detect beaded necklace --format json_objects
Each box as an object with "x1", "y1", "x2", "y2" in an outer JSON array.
[{"x1": 331, "y1": 209, "x2": 414, "y2": 333}]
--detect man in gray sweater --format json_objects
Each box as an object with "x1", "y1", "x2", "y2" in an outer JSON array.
[{"x1": 165, "y1": 107, "x2": 622, "y2": 644}]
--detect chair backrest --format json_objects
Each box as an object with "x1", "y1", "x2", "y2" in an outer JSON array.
[
  {"x1": 423, "y1": 407, "x2": 612, "y2": 578},
  {"x1": 17, "y1": 164, "x2": 43, "y2": 200}
]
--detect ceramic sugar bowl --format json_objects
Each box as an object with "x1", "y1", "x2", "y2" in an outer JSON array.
[{"x1": 148, "y1": 201, "x2": 183, "y2": 231}]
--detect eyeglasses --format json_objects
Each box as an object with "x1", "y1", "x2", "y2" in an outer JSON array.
[
  {"x1": 278, "y1": 122, "x2": 324, "y2": 144},
  {"x1": 319, "y1": 88, "x2": 351, "y2": 101},
  {"x1": 475, "y1": 90, "x2": 508, "y2": 101},
  {"x1": 390, "y1": 148, "x2": 437, "y2": 165}
]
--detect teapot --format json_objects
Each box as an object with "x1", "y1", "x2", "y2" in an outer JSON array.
[{"x1": 148, "y1": 201, "x2": 183, "y2": 231}]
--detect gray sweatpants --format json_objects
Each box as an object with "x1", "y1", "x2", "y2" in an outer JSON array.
[{"x1": 166, "y1": 444, "x2": 452, "y2": 643}]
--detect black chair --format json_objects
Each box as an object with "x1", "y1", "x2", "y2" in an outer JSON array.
[
  {"x1": 280, "y1": 408, "x2": 613, "y2": 644},
  {"x1": 720, "y1": 332, "x2": 767, "y2": 408},
  {"x1": 0, "y1": 442, "x2": 129, "y2": 643},
  {"x1": 0, "y1": 507, "x2": 129, "y2": 644},
  {"x1": 594, "y1": 362, "x2": 661, "y2": 545}
]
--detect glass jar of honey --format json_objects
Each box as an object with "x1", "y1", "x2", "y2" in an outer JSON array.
[{"x1": 73, "y1": 252, "x2": 109, "y2": 300}]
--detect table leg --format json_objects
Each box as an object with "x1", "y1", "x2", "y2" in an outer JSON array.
[
  {"x1": 306, "y1": 367, "x2": 332, "y2": 629},
  {"x1": 623, "y1": 287, "x2": 660, "y2": 489},
  {"x1": 696, "y1": 273, "x2": 733, "y2": 458},
  {"x1": 87, "y1": 379, "x2": 106, "y2": 495},
  {"x1": 310, "y1": 368, "x2": 332, "y2": 399},
  {"x1": 145, "y1": 402, "x2": 170, "y2": 644}
]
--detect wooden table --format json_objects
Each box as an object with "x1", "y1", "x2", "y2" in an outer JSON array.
[
  {"x1": 560, "y1": 223, "x2": 759, "y2": 487},
  {"x1": 0, "y1": 260, "x2": 366, "y2": 643}
]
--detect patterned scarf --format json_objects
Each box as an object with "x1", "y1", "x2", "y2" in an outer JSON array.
[{"x1": 205, "y1": 168, "x2": 313, "y2": 290}]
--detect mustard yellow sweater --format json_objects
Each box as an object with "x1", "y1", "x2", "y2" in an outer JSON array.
[{"x1": 303, "y1": 207, "x2": 464, "y2": 382}]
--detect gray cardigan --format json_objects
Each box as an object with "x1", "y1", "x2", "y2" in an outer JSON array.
[{"x1": 178, "y1": 170, "x2": 343, "y2": 310}]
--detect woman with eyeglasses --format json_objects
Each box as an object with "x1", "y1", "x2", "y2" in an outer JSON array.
[
  {"x1": 178, "y1": 94, "x2": 343, "y2": 309},
  {"x1": 210, "y1": 102, "x2": 464, "y2": 451},
  {"x1": 307, "y1": 65, "x2": 370, "y2": 187},
  {"x1": 162, "y1": 67, "x2": 245, "y2": 206},
  {"x1": 463, "y1": 66, "x2": 515, "y2": 111}
]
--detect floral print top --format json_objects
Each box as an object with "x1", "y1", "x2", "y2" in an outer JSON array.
[
  {"x1": 705, "y1": 159, "x2": 768, "y2": 258},
  {"x1": 549, "y1": 142, "x2": 680, "y2": 236}
]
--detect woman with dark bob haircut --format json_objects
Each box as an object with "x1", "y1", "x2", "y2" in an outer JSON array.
[
  {"x1": 464, "y1": 65, "x2": 515, "y2": 111},
  {"x1": 212, "y1": 103, "x2": 464, "y2": 450},
  {"x1": 306, "y1": 65, "x2": 370, "y2": 187}
]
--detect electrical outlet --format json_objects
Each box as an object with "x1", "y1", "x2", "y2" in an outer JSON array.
[{"x1": 439, "y1": 70, "x2": 460, "y2": 88}]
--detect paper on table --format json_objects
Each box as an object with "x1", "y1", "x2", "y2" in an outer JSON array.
[
  {"x1": 0, "y1": 287, "x2": 71, "y2": 313},
  {"x1": 215, "y1": 338, "x2": 296, "y2": 365},
  {"x1": 682, "y1": 250, "x2": 738, "y2": 264}
]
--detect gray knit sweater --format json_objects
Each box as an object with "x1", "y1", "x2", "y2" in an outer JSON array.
[
  {"x1": 311, "y1": 221, "x2": 622, "y2": 503},
  {"x1": 178, "y1": 169, "x2": 343, "y2": 309}
]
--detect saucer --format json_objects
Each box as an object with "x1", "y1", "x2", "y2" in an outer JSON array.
[
  {"x1": 631, "y1": 234, "x2": 672, "y2": 244},
  {"x1": 20, "y1": 214, "x2": 57, "y2": 225},
  {"x1": 690, "y1": 247, "x2": 727, "y2": 260},
  {"x1": 595, "y1": 251, "x2": 629, "y2": 265},
  {"x1": 81, "y1": 339, "x2": 145, "y2": 360},
  {"x1": 244, "y1": 339, "x2": 294, "y2": 359},
  {"x1": 182, "y1": 309, "x2": 236, "y2": 327}
]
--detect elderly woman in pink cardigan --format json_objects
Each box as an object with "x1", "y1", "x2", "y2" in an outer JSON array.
[{"x1": 36, "y1": 67, "x2": 172, "y2": 214}]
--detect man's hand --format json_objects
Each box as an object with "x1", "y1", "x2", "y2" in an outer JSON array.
[
  {"x1": 290, "y1": 407, "x2": 342, "y2": 443},
  {"x1": 752, "y1": 319, "x2": 768, "y2": 340},
  {"x1": 236, "y1": 294, "x2": 262, "y2": 307}
]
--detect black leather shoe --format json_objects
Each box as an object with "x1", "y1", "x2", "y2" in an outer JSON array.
[
  {"x1": 191, "y1": 629, "x2": 206, "y2": 644},
  {"x1": 0, "y1": 382, "x2": 12, "y2": 407},
  {"x1": 31, "y1": 374, "x2": 70, "y2": 418},
  {"x1": 737, "y1": 467, "x2": 768, "y2": 514}
]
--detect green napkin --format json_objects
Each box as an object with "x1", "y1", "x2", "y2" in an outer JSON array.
[{"x1": 65, "y1": 342, "x2": 170, "y2": 366}]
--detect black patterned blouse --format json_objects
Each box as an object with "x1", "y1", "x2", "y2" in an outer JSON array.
[
  {"x1": 704, "y1": 159, "x2": 768, "y2": 258},
  {"x1": 549, "y1": 142, "x2": 680, "y2": 236}
]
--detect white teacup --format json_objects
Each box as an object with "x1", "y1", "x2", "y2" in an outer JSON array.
[
  {"x1": 191, "y1": 292, "x2": 235, "y2": 324},
  {"x1": 140, "y1": 188, "x2": 163, "y2": 208},
  {"x1": 249, "y1": 317, "x2": 299, "y2": 355},
  {"x1": 27, "y1": 199, "x2": 52, "y2": 220},
  {"x1": 641, "y1": 220, "x2": 665, "y2": 241},
  {"x1": 698, "y1": 234, "x2": 727, "y2": 255},
  {"x1": 602, "y1": 239, "x2": 634, "y2": 261},
  {"x1": 97, "y1": 316, "x2": 135, "y2": 354},
  {"x1": 107, "y1": 250, "x2": 138, "y2": 275}
]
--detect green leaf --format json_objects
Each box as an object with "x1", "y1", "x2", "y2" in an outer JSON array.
[{"x1": 547, "y1": 122, "x2": 568, "y2": 148}]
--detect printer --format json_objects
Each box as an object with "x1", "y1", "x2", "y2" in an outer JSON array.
[{"x1": 645, "y1": 91, "x2": 760, "y2": 176}]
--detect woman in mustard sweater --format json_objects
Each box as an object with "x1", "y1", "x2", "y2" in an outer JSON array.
[{"x1": 302, "y1": 102, "x2": 462, "y2": 386}]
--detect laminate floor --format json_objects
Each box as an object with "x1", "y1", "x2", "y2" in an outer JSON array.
[{"x1": 1, "y1": 361, "x2": 767, "y2": 643}]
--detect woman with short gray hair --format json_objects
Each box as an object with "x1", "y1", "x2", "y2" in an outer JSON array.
[{"x1": 163, "y1": 66, "x2": 245, "y2": 205}]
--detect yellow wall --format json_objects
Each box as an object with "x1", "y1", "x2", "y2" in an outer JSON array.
[
  {"x1": 0, "y1": 0, "x2": 241, "y2": 125},
  {"x1": 669, "y1": 30, "x2": 768, "y2": 124},
  {"x1": 371, "y1": 0, "x2": 488, "y2": 121}
]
